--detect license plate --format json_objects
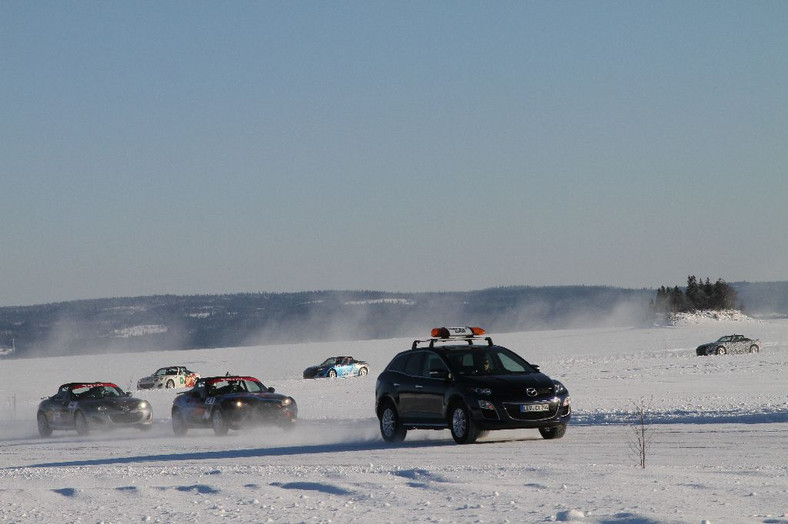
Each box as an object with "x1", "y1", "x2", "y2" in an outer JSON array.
[{"x1": 520, "y1": 403, "x2": 549, "y2": 413}]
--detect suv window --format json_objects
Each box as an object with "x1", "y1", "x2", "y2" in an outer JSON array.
[
  {"x1": 498, "y1": 351, "x2": 529, "y2": 372},
  {"x1": 404, "y1": 352, "x2": 424, "y2": 376}
]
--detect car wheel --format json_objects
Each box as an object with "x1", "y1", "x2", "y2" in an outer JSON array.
[
  {"x1": 74, "y1": 411, "x2": 90, "y2": 436},
  {"x1": 280, "y1": 419, "x2": 296, "y2": 431},
  {"x1": 328, "y1": 369, "x2": 337, "y2": 378},
  {"x1": 449, "y1": 403, "x2": 479, "y2": 444},
  {"x1": 358, "y1": 367, "x2": 368, "y2": 377},
  {"x1": 166, "y1": 379, "x2": 175, "y2": 388},
  {"x1": 37, "y1": 411, "x2": 52, "y2": 437},
  {"x1": 716, "y1": 346, "x2": 726, "y2": 355},
  {"x1": 749, "y1": 345, "x2": 759, "y2": 353},
  {"x1": 212, "y1": 407, "x2": 229, "y2": 436},
  {"x1": 379, "y1": 402, "x2": 406, "y2": 443},
  {"x1": 539, "y1": 424, "x2": 567, "y2": 440},
  {"x1": 172, "y1": 409, "x2": 188, "y2": 436}
]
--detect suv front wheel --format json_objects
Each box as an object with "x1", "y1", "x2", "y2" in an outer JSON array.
[
  {"x1": 449, "y1": 403, "x2": 479, "y2": 444},
  {"x1": 538, "y1": 424, "x2": 567, "y2": 439},
  {"x1": 379, "y1": 402, "x2": 407, "y2": 443}
]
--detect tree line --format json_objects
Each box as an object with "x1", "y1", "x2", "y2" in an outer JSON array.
[{"x1": 651, "y1": 275, "x2": 738, "y2": 314}]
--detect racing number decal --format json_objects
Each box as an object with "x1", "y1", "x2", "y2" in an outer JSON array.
[{"x1": 203, "y1": 397, "x2": 215, "y2": 420}]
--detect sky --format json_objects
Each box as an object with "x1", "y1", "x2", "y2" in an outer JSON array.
[{"x1": 2, "y1": 1, "x2": 787, "y2": 307}]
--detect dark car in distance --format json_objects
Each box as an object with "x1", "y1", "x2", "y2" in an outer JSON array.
[
  {"x1": 37, "y1": 382, "x2": 153, "y2": 437},
  {"x1": 171, "y1": 375, "x2": 297, "y2": 436},
  {"x1": 375, "y1": 327, "x2": 571, "y2": 444},
  {"x1": 303, "y1": 356, "x2": 370, "y2": 378},
  {"x1": 696, "y1": 334, "x2": 760, "y2": 356}
]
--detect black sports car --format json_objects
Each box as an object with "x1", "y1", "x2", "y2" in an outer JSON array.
[
  {"x1": 375, "y1": 326, "x2": 571, "y2": 444},
  {"x1": 696, "y1": 334, "x2": 760, "y2": 356},
  {"x1": 171, "y1": 375, "x2": 297, "y2": 436},
  {"x1": 37, "y1": 382, "x2": 153, "y2": 437},
  {"x1": 303, "y1": 356, "x2": 370, "y2": 378}
]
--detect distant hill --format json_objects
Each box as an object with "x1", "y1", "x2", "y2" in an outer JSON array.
[
  {"x1": 733, "y1": 281, "x2": 788, "y2": 317},
  {"x1": 0, "y1": 282, "x2": 784, "y2": 358}
]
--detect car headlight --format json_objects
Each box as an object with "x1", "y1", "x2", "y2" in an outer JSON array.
[
  {"x1": 234, "y1": 400, "x2": 245, "y2": 408},
  {"x1": 96, "y1": 405, "x2": 108, "y2": 412},
  {"x1": 472, "y1": 387, "x2": 492, "y2": 396},
  {"x1": 138, "y1": 401, "x2": 149, "y2": 410},
  {"x1": 281, "y1": 398, "x2": 292, "y2": 407},
  {"x1": 553, "y1": 381, "x2": 567, "y2": 395}
]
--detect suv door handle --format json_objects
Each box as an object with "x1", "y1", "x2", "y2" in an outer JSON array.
[
  {"x1": 393, "y1": 383, "x2": 400, "y2": 388},
  {"x1": 415, "y1": 385, "x2": 423, "y2": 389}
]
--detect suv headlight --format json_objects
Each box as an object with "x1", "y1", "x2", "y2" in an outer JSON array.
[{"x1": 553, "y1": 381, "x2": 567, "y2": 395}]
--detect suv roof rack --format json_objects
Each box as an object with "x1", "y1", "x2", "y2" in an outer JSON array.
[
  {"x1": 411, "y1": 336, "x2": 494, "y2": 350},
  {"x1": 411, "y1": 326, "x2": 493, "y2": 349}
]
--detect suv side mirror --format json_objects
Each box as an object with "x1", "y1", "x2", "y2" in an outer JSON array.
[{"x1": 532, "y1": 364, "x2": 541, "y2": 372}]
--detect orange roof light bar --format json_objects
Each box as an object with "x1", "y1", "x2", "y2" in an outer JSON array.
[{"x1": 431, "y1": 326, "x2": 487, "y2": 339}]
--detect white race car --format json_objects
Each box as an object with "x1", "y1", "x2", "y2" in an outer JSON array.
[{"x1": 137, "y1": 366, "x2": 200, "y2": 390}]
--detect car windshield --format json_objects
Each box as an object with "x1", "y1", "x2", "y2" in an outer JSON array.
[
  {"x1": 207, "y1": 377, "x2": 266, "y2": 395},
  {"x1": 155, "y1": 368, "x2": 177, "y2": 376},
  {"x1": 445, "y1": 347, "x2": 538, "y2": 376},
  {"x1": 320, "y1": 358, "x2": 338, "y2": 366},
  {"x1": 71, "y1": 384, "x2": 125, "y2": 399}
]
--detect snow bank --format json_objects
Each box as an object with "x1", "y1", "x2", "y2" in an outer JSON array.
[{"x1": 667, "y1": 309, "x2": 759, "y2": 325}]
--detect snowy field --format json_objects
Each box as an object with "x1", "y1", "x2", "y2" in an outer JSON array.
[{"x1": 1, "y1": 318, "x2": 787, "y2": 523}]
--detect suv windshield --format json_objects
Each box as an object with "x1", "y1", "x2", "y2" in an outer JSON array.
[{"x1": 444, "y1": 347, "x2": 538, "y2": 376}]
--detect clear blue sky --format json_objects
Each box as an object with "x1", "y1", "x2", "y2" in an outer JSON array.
[{"x1": 2, "y1": 1, "x2": 786, "y2": 307}]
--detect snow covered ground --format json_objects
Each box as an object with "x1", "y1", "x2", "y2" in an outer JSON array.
[{"x1": 1, "y1": 317, "x2": 786, "y2": 523}]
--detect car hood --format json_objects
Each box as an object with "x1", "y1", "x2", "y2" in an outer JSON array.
[
  {"x1": 81, "y1": 398, "x2": 146, "y2": 409},
  {"x1": 220, "y1": 392, "x2": 292, "y2": 402},
  {"x1": 460, "y1": 373, "x2": 558, "y2": 395}
]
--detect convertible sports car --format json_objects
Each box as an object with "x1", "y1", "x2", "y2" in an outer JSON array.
[
  {"x1": 171, "y1": 375, "x2": 297, "y2": 436},
  {"x1": 137, "y1": 366, "x2": 200, "y2": 389},
  {"x1": 37, "y1": 382, "x2": 153, "y2": 437},
  {"x1": 696, "y1": 334, "x2": 760, "y2": 356},
  {"x1": 303, "y1": 356, "x2": 370, "y2": 378}
]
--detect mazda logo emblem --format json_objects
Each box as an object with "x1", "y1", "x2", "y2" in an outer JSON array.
[{"x1": 526, "y1": 388, "x2": 537, "y2": 397}]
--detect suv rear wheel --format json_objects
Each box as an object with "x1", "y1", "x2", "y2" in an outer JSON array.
[
  {"x1": 379, "y1": 402, "x2": 406, "y2": 443},
  {"x1": 449, "y1": 403, "x2": 479, "y2": 444}
]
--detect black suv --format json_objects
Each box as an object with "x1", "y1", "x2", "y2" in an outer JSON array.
[{"x1": 375, "y1": 327, "x2": 571, "y2": 444}]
